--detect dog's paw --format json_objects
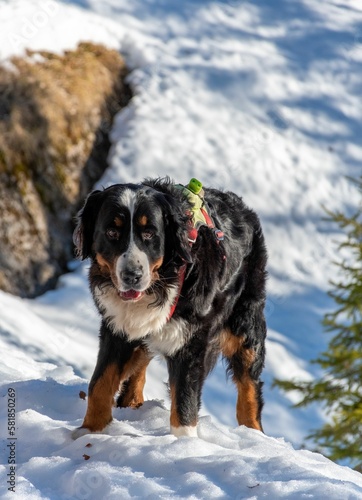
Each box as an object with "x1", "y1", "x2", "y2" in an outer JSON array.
[
  {"x1": 71, "y1": 427, "x2": 91, "y2": 440},
  {"x1": 171, "y1": 425, "x2": 198, "y2": 438}
]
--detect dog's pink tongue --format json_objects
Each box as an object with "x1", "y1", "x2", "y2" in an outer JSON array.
[{"x1": 120, "y1": 290, "x2": 143, "y2": 300}]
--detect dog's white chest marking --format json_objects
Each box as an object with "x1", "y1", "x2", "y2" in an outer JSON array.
[
  {"x1": 94, "y1": 287, "x2": 189, "y2": 356},
  {"x1": 145, "y1": 318, "x2": 189, "y2": 356}
]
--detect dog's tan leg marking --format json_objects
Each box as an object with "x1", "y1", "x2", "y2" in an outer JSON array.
[
  {"x1": 220, "y1": 329, "x2": 262, "y2": 431},
  {"x1": 169, "y1": 382, "x2": 198, "y2": 437},
  {"x1": 235, "y1": 375, "x2": 262, "y2": 431},
  {"x1": 82, "y1": 363, "x2": 121, "y2": 432},
  {"x1": 169, "y1": 382, "x2": 180, "y2": 429},
  {"x1": 118, "y1": 347, "x2": 150, "y2": 408},
  {"x1": 220, "y1": 329, "x2": 243, "y2": 358}
]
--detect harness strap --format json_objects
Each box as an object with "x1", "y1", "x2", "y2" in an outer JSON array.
[
  {"x1": 167, "y1": 263, "x2": 187, "y2": 321},
  {"x1": 200, "y1": 207, "x2": 224, "y2": 242}
]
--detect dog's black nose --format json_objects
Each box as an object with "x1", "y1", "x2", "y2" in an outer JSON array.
[{"x1": 121, "y1": 268, "x2": 143, "y2": 286}]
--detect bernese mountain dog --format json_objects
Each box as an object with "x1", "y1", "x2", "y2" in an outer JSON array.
[{"x1": 72, "y1": 177, "x2": 267, "y2": 438}]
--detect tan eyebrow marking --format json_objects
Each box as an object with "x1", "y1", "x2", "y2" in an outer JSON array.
[
  {"x1": 114, "y1": 216, "x2": 124, "y2": 227},
  {"x1": 137, "y1": 215, "x2": 148, "y2": 226}
]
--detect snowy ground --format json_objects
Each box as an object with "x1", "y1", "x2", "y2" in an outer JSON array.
[{"x1": 0, "y1": 0, "x2": 362, "y2": 498}]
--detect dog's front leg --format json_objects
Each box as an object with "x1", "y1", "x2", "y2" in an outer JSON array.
[
  {"x1": 166, "y1": 346, "x2": 206, "y2": 438},
  {"x1": 72, "y1": 322, "x2": 135, "y2": 439}
]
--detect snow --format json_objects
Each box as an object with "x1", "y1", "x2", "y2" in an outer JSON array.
[{"x1": 1, "y1": 0, "x2": 362, "y2": 497}]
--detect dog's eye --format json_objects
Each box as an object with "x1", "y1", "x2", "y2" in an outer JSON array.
[
  {"x1": 106, "y1": 228, "x2": 120, "y2": 240},
  {"x1": 142, "y1": 231, "x2": 154, "y2": 240}
]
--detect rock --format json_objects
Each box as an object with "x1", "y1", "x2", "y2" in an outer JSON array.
[{"x1": 0, "y1": 43, "x2": 131, "y2": 297}]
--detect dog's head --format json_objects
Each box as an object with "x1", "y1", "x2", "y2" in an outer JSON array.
[{"x1": 74, "y1": 181, "x2": 192, "y2": 302}]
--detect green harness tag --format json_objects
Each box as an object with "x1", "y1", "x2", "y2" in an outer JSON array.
[{"x1": 175, "y1": 178, "x2": 207, "y2": 228}]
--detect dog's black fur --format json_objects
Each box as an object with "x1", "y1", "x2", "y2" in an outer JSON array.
[{"x1": 72, "y1": 178, "x2": 267, "y2": 438}]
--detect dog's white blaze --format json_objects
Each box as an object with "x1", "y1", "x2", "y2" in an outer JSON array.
[
  {"x1": 171, "y1": 425, "x2": 198, "y2": 438},
  {"x1": 116, "y1": 188, "x2": 151, "y2": 291},
  {"x1": 94, "y1": 286, "x2": 183, "y2": 345},
  {"x1": 119, "y1": 188, "x2": 137, "y2": 213}
]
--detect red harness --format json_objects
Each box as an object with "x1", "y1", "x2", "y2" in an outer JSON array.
[{"x1": 167, "y1": 263, "x2": 187, "y2": 321}]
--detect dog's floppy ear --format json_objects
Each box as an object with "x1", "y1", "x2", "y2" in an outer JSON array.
[
  {"x1": 73, "y1": 190, "x2": 104, "y2": 260},
  {"x1": 156, "y1": 192, "x2": 193, "y2": 264}
]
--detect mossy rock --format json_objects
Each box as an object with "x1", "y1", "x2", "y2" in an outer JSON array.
[{"x1": 0, "y1": 42, "x2": 132, "y2": 297}]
